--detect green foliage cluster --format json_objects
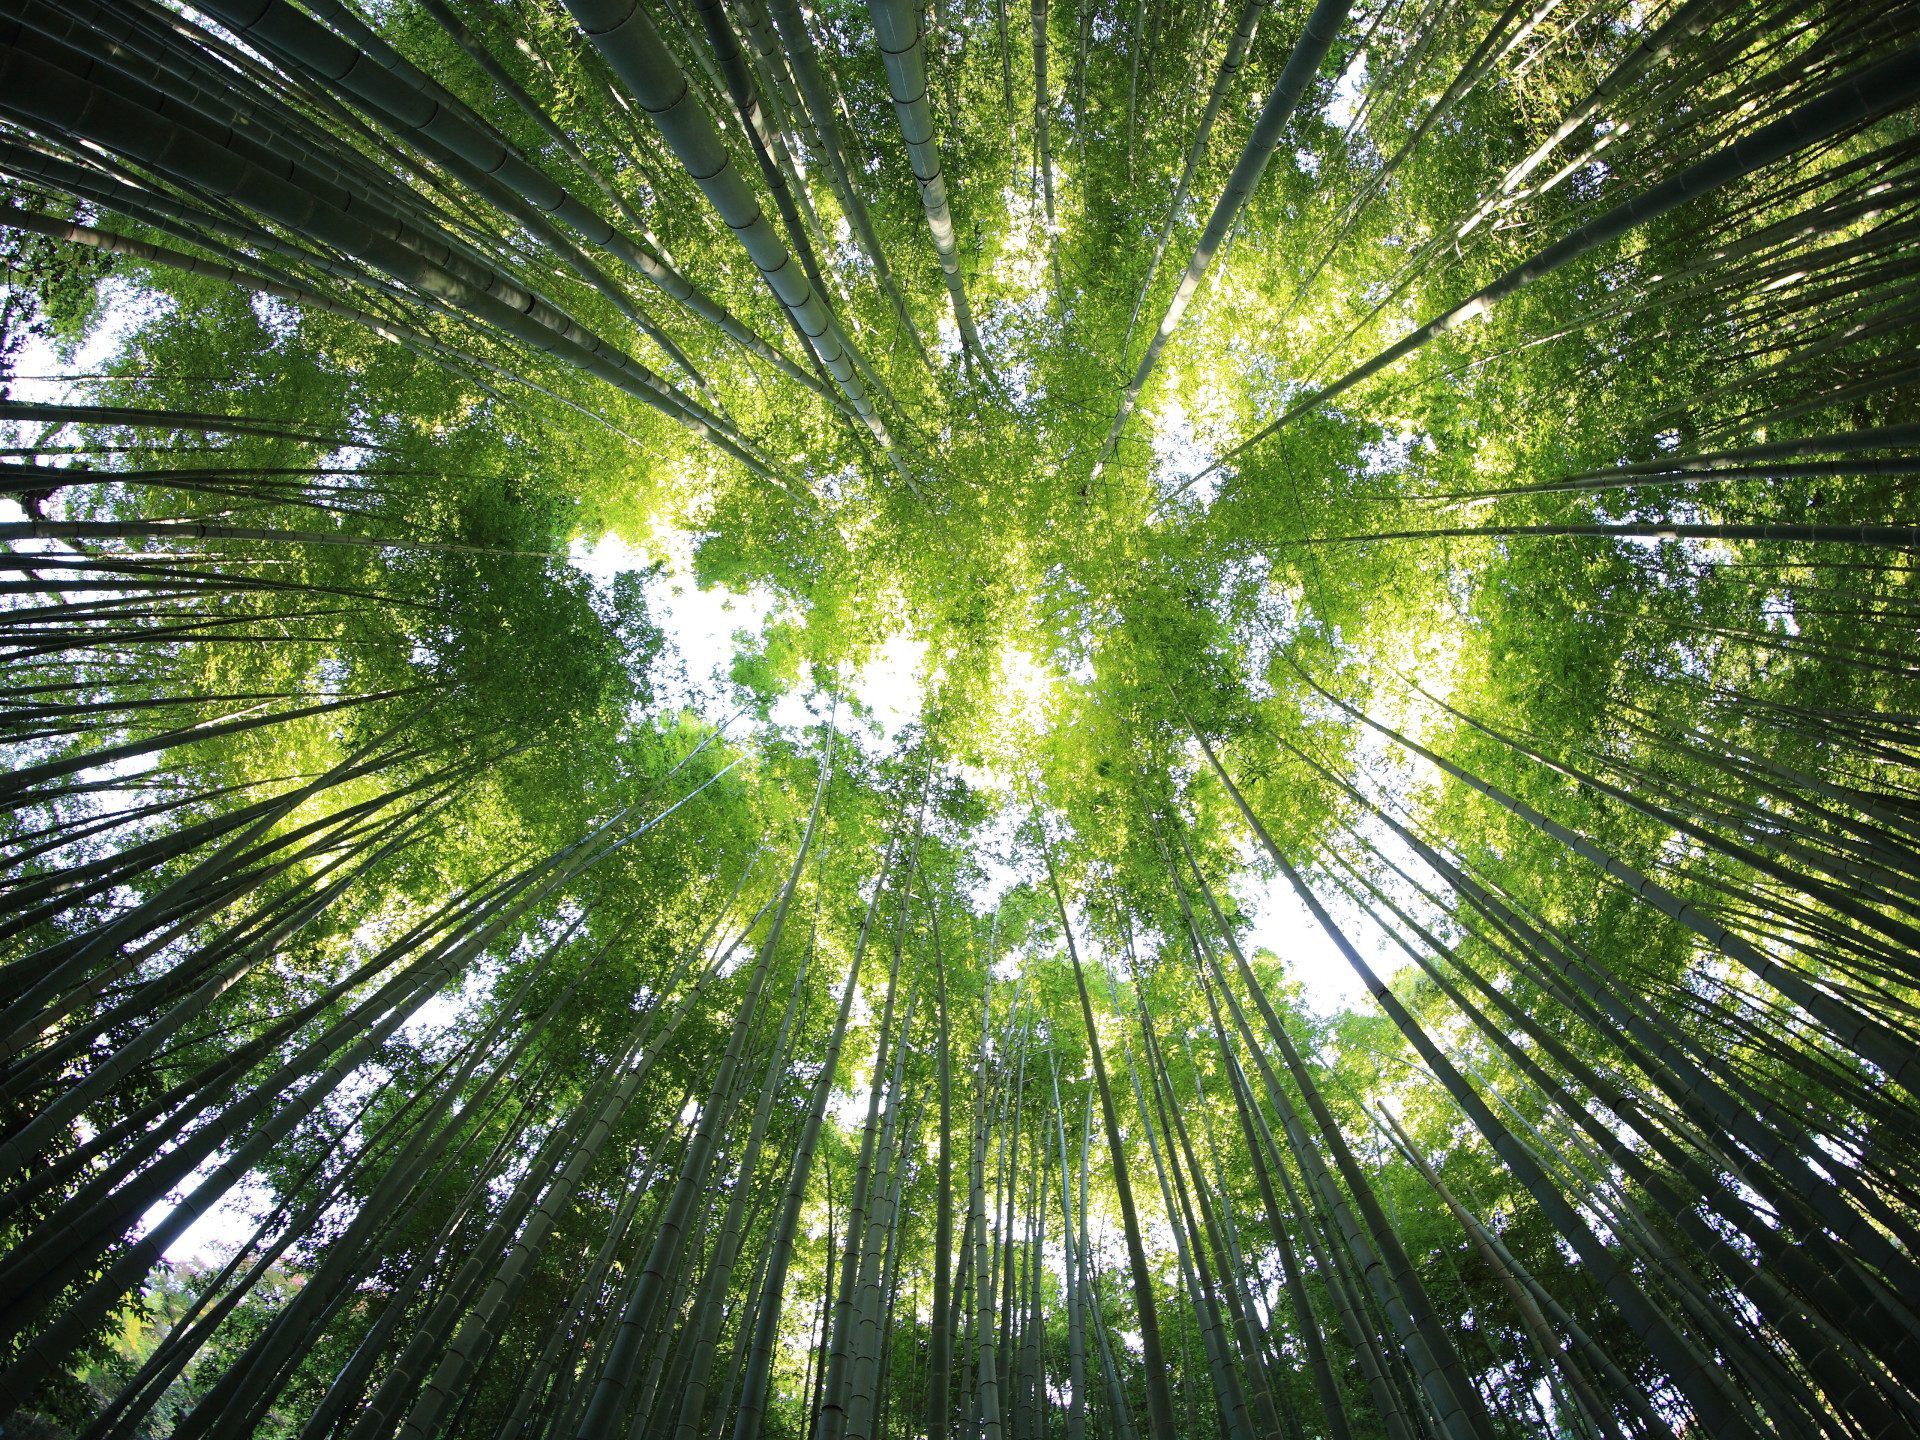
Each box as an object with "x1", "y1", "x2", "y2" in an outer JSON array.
[{"x1": 2, "y1": 0, "x2": 1917, "y2": 1438}]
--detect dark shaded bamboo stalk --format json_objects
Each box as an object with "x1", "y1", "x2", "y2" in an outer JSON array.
[{"x1": 1042, "y1": 842, "x2": 1179, "y2": 1440}]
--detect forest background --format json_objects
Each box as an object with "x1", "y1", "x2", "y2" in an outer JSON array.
[{"x1": 1, "y1": 1, "x2": 1917, "y2": 1440}]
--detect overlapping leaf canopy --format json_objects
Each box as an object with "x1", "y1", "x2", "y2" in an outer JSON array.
[{"x1": 2, "y1": 1, "x2": 1919, "y2": 1440}]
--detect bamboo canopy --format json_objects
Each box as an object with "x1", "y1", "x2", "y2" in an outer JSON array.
[{"x1": 2, "y1": 0, "x2": 1919, "y2": 1439}]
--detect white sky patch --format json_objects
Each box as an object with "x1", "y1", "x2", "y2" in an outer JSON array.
[
  {"x1": 981, "y1": 644, "x2": 1059, "y2": 771},
  {"x1": 1375, "y1": 648, "x2": 1468, "y2": 752},
  {"x1": 399, "y1": 968, "x2": 487, "y2": 1048},
  {"x1": 1324, "y1": 49, "x2": 1368, "y2": 131},
  {"x1": 997, "y1": 185, "x2": 1054, "y2": 301},
  {"x1": 570, "y1": 530, "x2": 776, "y2": 710},
  {"x1": 570, "y1": 530, "x2": 931, "y2": 749},
  {"x1": 845, "y1": 631, "x2": 928, "y2": 745},
  {"x1": 997, "y1": 646, "x2": 1053, "y2": 719},
  {"x1": 935, "y1": 294, "x2": 963, "y2": 360},
  {"x1": 2, "y1": 280, "x2": 152, "y2": 405},
  {"x1": 1152, "y1": 394, "x2": 1221, "y2": 505},
  {"x1": 958, "y1": 801, "x2": 1030, "y2": 920},
  {"x1": 828, "y1": 1084, "x2": 869, "y2": 1132},
  {"x1": 1229, "y1": 840, "x2": 1406, "y2": 1014},
  {"x1": 147, "y1": 1173, "x2": 274, "y2": 1264}
]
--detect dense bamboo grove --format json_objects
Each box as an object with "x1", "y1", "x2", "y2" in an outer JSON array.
[{"x1": 1, "y1": 0, "x2": 1918, "y2": 1436}]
